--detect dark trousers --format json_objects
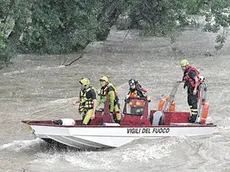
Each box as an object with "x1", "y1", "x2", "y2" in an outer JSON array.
[
  {"x1": 187, "y1": 93, "x2": 198, "y2": 114},
  {"x1": 187, "y1": 87, "x2": 198, "y2": 123}
]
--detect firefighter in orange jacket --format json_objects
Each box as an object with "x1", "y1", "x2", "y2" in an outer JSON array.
[
  {"x1": 180, "y1": 59, "x2": 203, "y2": 123},
  {"x1": 126, "y1": 79, "x2": 149, "y2": 99},
  {"x1": 126, "y1": 79, "x2": 150, "y2": 115}
]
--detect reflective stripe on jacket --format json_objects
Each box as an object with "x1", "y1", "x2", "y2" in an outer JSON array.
[
  {"x1": 99, "y1": 83, "x2": 119, "y2": 112},
  {"x1": 79, "y1": 87, "x2": 95, "y2": 112}
]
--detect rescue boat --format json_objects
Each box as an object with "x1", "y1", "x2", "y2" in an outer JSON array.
[{"x1": 22, "y1": 96, "x2": 216, "y2": 150}]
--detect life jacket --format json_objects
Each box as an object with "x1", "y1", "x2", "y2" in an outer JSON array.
[
  {"x1": 129, "y1": 98, "x2": 145, "y2": 107},
  {"x1": 79, "y1": 86, "x2": 96, "y2": 112},
  {"x1": 185, "y1": 66, "x2": 202, "y2": 87},
  {"x1": 129, "y1": 90, "x2": 139, "y2": 98},
  {"x1": 99, "y1": 83, "x2": 118, "y2": 103},
  {"x1": 128, "y1": 89, "x2": 146, "y2": 98},
  {"x1": 128, "y1": 89, "x2": 146, "y2": 108},
  {"x1": 200, "y1": 101, "x2": 209, "y2": 124},
  {"x1": 157, "y1": 96, "x2": 176, "y2": 112}
]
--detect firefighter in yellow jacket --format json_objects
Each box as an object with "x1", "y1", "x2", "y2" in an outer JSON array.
[
  {"x1": 72, "y1": 78, "x2": 97, "y2": 125},
  {"x1": 97, "y1": 76, "x2": 121, "y2": 124}
]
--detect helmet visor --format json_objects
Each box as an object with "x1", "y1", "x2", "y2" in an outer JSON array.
[
  {"x1": 129, "y1": 82, "x2": 135, "y2": 86},
  {"x1": 129, "y1": 79, "x2": 135, "y2": 86}
]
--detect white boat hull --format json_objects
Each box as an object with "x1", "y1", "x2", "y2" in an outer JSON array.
[{"x1": 30, "y1": 124, "x2": 216, "y2": 149}]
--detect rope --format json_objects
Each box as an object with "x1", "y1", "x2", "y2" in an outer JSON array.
[{"x1": 73, "y1": 104, "x2": 77, "y2": 120}]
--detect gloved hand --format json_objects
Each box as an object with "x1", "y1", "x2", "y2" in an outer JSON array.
[
  {"x1": 183, "y1": 83, "x2": 187, "y2": 89},
  {"x1": 126, "y1": 94, "x2": 130, "y2": 99},
  {"x1": 125, "y1": 98, "x2": 130, "y2": 103},
  {"x1": 176, "y1": 80, "x2": 183, "y2": 83},
  {"x1": 184, "y1": 80, "x2": 189, "y2": 89},
  {"x1": 182, "y1": 76, "x2": 186, "y2": 81},
  {"x1": 136, "y1": 83, "x2": 142, "y2": 90}
]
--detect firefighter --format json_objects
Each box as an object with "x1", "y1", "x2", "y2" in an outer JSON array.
[
  {"x1": 127, "y1": 79, "x2": 147, "y2": 99},
  {"x1": 97, "y1": 76, "x2": 121, "y2": 124},
  {"x1": 180, "y1": 59, "x2": 203, "y2": 123},
  {"x1": 72, "y1": 78, "x2": 97, "y2": 125},
  {"x1": 126, "y1": 79, "x2": 150, "y2": 115}
]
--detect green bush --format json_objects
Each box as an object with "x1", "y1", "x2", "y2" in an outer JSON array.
[
  {"x1": 0, "y1": 29, "x2": 14, "y2": 69},
  {"x1": 1, "y1": 0, "x2": 230, "y2": 68}
]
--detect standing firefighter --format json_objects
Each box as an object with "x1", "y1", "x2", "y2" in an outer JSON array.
[
  {"x1": 180, "y1": 59, "x2": 203, "y2": 123},
  {"x1": 72, "y1": 78, "x2": 97, "y2": 125},
  {"x1": 98, "y1": 76, "x2": 121, "y2": 124}
]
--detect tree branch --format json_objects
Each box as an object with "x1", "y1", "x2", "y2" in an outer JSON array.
[{"x1": 64, "y1": 51, "x2": 85, "y2": 66}]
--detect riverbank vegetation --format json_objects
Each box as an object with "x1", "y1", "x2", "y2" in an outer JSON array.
[{"x1": 0, "y1": 0, "x2": 230, "y2": 68}]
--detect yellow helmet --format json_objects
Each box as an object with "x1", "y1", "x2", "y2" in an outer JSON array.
[
  {"x1": 99, "y1": 76, "x2": 109, "y2": 83},
  {"x1": 180, "y1": 59, "x2": 189, "y2": 67},
  {"x1": 79, "y1": 78, "x2": 90, "y2": 89}
]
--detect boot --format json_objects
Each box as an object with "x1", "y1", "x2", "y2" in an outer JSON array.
[
  {"x1": 115, "y1": 119, "x2": 120, "y2": 124},
  {"x1": 189, "y1": 115, "x2": 197, "y2": 123}
]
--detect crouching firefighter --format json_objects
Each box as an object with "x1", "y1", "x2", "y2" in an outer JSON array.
[
  {"x1": 97, "y1": 76, "x2": 121, "y2": 124},
  {"x1": 72, "y1": 78, "x2": 97, "y2": 125},
  {"x1": 180, "y1": 59, "x2": 205, "y2": 123}
]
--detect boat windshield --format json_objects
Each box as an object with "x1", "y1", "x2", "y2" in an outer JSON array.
[{"x1": 123, "y1": 98, "x2": 146, "y2": 116}]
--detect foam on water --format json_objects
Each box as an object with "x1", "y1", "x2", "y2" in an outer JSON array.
[
  {"x1": 26, "y1": 137, "x2": 188, "y2": 171},
  {"x1": 121, "y1": 137, "x2": 189, "y2": 162},
  {"x1": 33, "y1": 152, "x2": 61, "y2": 164},
  {"x1": 48, "y1": 98, "x2": 73, "y2": 104},
  {"x1": 35, "y1": 65, "x2": 65, "y2": 71},
  {"x1": 3, "y1": 70, "x2": 26, "y2": 76},
  {"x1": 30, "y1": 150, "x2": 114, "y2": 171},
  {"x1": 64, "y1": 152, "x2": 114, "y2": 169},
  {"x1": 0, "y1": 138, "x2": 42, "y2": 152}
]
